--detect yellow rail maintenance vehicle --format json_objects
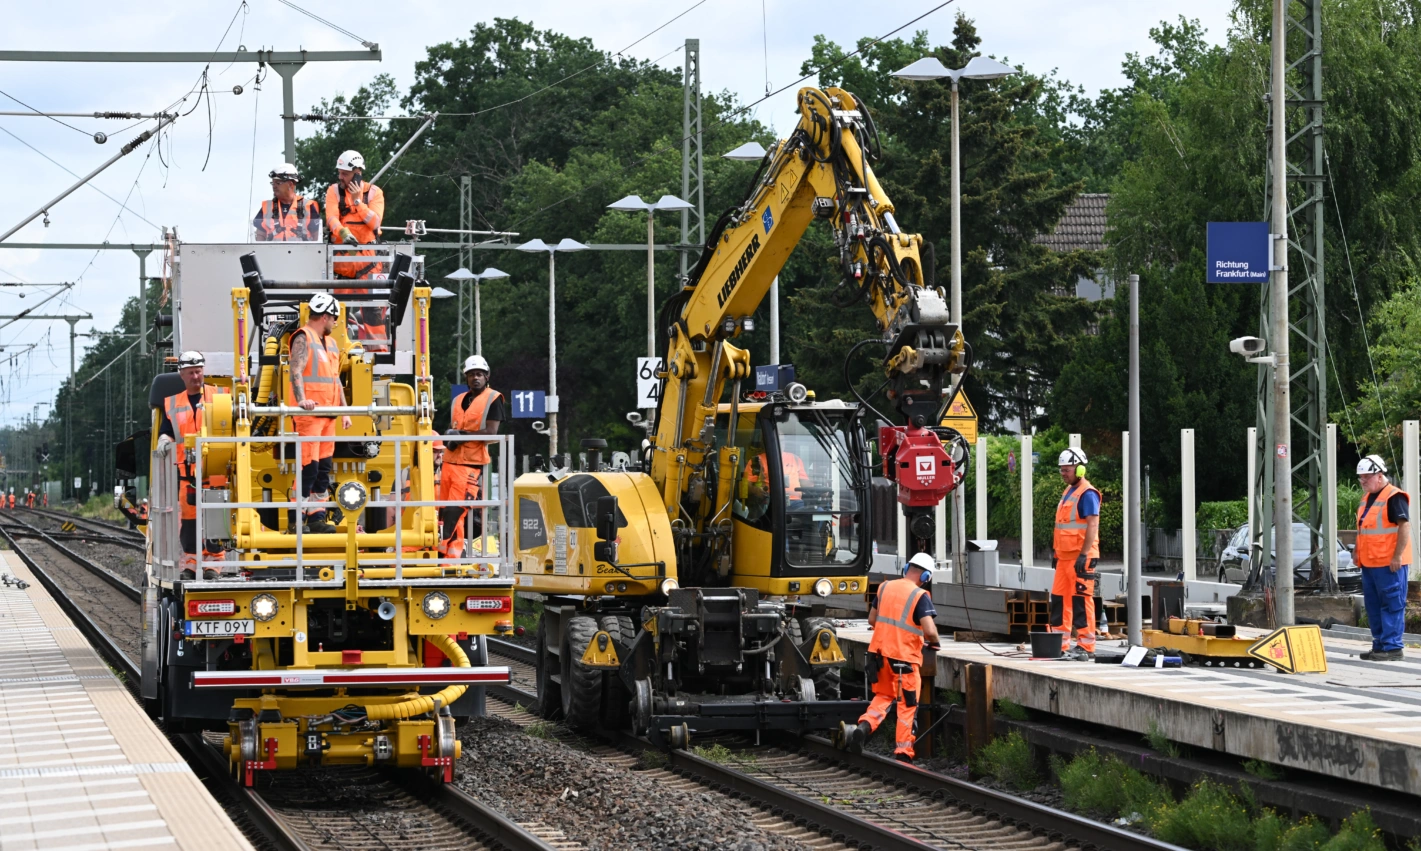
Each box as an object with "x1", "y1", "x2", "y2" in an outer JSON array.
[
  {"x1": 518, "y1": 86, "x2": 970, "y2": 747},
  {"x1": 138, "y1": 241, "x2": 514, "y2": 785}
]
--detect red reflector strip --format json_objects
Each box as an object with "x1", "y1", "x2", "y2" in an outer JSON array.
[
  {"x1": 191, "y1": 666, "x2": 511, "y2": 689},
  {"x1": 464, "y1": 596, "x2": 512, "y2": 613},
  {"x1": 187, "y1": 599, "x2": 237, "y2": 617}
]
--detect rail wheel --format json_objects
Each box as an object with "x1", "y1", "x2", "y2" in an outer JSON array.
[
  {"x1": 560, "y1": 615, "x2": 602, "y2": 730},
  {"x1": 800, "y1": 616, "x2": 842, "y2": 698},
  {"x1": 598, "y1": 614, "x2": 634, "y2": 728},
  {"x1": 535, "y1": 617, "x2": 561, "y2": 719}
]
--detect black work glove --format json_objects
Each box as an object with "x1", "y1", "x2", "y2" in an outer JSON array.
[
  {"x1": 445, "y1": 428, "x2": 464, "y2": 436},
  {"x1": 1075, "y1": 553, "x2": 1088, "y2": 572}
]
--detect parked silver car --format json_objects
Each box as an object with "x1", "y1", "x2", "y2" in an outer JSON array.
[{"x1": 1215, "y1": 522, "x2": 1361, "y2": 591}]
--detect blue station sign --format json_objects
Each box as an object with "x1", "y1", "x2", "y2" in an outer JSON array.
[{"x1": 1206, "y1": 222, "x2": 1271, "y2": 283}]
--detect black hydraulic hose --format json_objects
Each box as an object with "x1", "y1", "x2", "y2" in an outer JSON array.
[
  {"x1": 843, "y1": 339, "x2": 895, "y2": 427},
  {"x1": 922, "y1": 240, "x2": 937, "y2": 289}
]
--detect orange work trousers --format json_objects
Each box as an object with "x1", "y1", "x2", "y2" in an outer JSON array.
[
  {"x1": 1050, "y1": 554, "x2": 1097, "y2": 652},
  {"x1": 438, "y1": 464, "x2": 483, "y2": 559},
  {"x1": 293, "y1": 416, "x2": 335, "y2": 467},
  {"x1": 857, "y1": 657, "x2": 921, "y2": 759}
]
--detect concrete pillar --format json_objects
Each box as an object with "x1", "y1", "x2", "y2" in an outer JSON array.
[
  {"x1": 975, "y1": 437, "x2": 987, "y2": 540},
  {"x1": 1325, "y1": 422, "x2": 1338, "y2": 581},
  {"x1": 935, "y1": 498, "x2": 948, "y2": 572},
  {"x1": 1406, "y1": 421, "x2": 1419, "y2": 569},
  {"x1": 897, "y1": 503, "x2": 907, "y2": 569},
  {"x1": 1069, "y1": 433, "x2": 1081, "y2": 450},
  {"x1": 1021, "y1": 433, "x2": 1033, "y2": 569},
  {"x1": 1182, "y1": 429, "x2": 1196, "y2": 581},
  {"x1": 1122, "y1": 430, "x2": 1130, "y2": 573}
]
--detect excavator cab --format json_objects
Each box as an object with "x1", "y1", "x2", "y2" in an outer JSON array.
[{"x1": 721, "y1": 399, "x2": 870, "y2": 593}]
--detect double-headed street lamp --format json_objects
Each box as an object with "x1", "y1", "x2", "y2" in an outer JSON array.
[
  {"x1": 721, "y1": 142, "x2": 782, "y2": 364},
  {"x1": 890, "y1": 55, "x2": 1015, "y2": 327},
  {"x1": 605, "y1": 194, "x2": 694, "y2": 361},
  {"x1": 445, "y1": 266, "x2": 510, "y2": 356},
  {"x1": 516, "y1": 238, "x2": 588, "y2": 460}
]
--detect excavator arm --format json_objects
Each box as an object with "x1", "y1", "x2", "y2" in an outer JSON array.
[{"x1": 651, "y1": 86, "x2": 966, "y2": 548}]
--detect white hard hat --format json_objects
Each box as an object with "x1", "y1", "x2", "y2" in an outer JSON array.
[
  {"x1": 907, "y1": 552, "x2": 935, "y2": 572},
  {"x1": 177, "y1": 351, "x2": 205, "y2": 368},
  {"x1": 462, "y1": 355, "x2": 491, "y2": 374},
  {"x1": 1058, "y1": 448, "x2": 1088, "y2": 467},
  {"x1": 336, "y1": 150, "x2": 365, "y2": 171},
  {"x1": 308, "y1": 292, "x2": 341, "y2": 318},
  {"x1": 1357, "y1": 454, "x2": 1389, "y2": 475},
  {"x1": 269, "y1": 162, "x2": 300, "y2": 182}
]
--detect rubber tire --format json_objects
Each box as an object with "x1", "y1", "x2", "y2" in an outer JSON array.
[
  {"x1": 785, "y1": 616, "x2": 804, "y2": 647},
  {"x1": 560, "y1": 616, "x2": 603, "y2": 730},
  {"x1": 1217, "y1": 565, "x2": 1229, "y2": 584},
  {"x1": 535, "y1": 616, "x2": 561, "y2": 719},
  {"x1": 599, "y1": 615, "x2": 635, "y2": 729},
  {"x1": 799, "y1": 616, "x2": 842, "y2": 699}
]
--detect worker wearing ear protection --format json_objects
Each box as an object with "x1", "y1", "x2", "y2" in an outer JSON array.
[
  {"x1": 1052, "y1": 448, "x2": 1100, "y2": 659},
  {"x1": 843, "y1": 551, "x2": 941, "y2": 763}
]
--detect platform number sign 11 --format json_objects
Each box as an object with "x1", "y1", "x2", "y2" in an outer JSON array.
[
  {"x1": 636, "y1": 358, "x2": 664, "y2": 409},
  {"x1": 511, "y1": 390, "x2": 546, "y2": 419}
]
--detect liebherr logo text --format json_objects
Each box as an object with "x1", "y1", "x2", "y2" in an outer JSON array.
[{"x1": 716, "y1": 234, "x2": 761, "y2": 308}]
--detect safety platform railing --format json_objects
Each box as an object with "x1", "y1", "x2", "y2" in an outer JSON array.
[{"x1": 151, "y1": 429, "x2": 513, "y2": 588}]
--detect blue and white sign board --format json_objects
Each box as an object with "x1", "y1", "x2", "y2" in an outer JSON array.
[
  {"x1": 636, "y1": 358, "x2": 664, "y2": 408},
  {"x1": 450, "y1": 384, "x2": 468, "y2": 403},
  {"x1": 1206, "y1": 222, "x2": 1271, "y2": 283},
  {"x1": 510, "y1": 390, "x2": 546, "y2": 419},
  {"x1": 755, "y1": 364, "x2": 795, "y2": 392}
]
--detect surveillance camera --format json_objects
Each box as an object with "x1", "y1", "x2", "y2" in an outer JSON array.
[{"x1": 1229, "y1": 336, "x2": 1267, "y2": 357}]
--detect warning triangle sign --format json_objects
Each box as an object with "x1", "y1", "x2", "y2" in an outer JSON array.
[
  {"x1": 940, "y1": 394, "x2": 978, "y2": 445},
  {"x1": 1246, "y1": 625, "x2": 1328, "y2": 674}
]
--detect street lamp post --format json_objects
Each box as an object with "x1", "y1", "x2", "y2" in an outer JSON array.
[
  {"x1": 892, "y1": 54, "x2": 1016, "y2": 582},
  {"x1": 516, "y1": 238, "x2": 588, "y2": 461},
  {"x1": 721, "y1": 142, "x2": 779, "y2": 362},
  {"x1": 445, "y1": 266, "x2": 509, "y2": 356}
]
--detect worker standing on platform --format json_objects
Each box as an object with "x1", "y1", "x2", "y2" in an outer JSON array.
[
  {"x1": 157, "y1": 352, "x2": 224, "y2": 577},
  {"x1": 440, "y1": 356, "x2": 502, "y2": 560},
  {"x1": 253, "y1": 163, "x2": 322, "y2": 241},
  {"x1": 1355, "y1": 455, "x2": 1411, "y2": 661},
  {"x1": 1052, "y1": 449, "x2": 1100, "y2": 660},
  {"x1": 325, "y1": 151, "x2": 384, "y2": 279},
  {"x1": 286, "y1": 294, "x2": 353, "y2": 534},
  {"x1": 844, "y1": 551, "x2": 940, "y2": 763}
]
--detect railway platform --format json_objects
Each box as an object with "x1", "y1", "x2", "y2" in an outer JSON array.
[
  {"x1": 835, "y1": 620, "x2": 1421, "y2": 797},
  {"x1": 0, "y1": 552, "x2": 251, "y2": 851}
]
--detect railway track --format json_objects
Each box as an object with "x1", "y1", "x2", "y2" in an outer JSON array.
[
  {"x1": 0, "y1": 519, "x2": 567, "y2": 851},
  {"x1": 485, "y1": 641, "x2": 1183, "y2": 851},
  {"x1": 17, "y1": 505, "x2": 147, "y2": 544}
]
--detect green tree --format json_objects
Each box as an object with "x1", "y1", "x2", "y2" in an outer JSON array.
[{"x1": 1339, "y1": 277, "x2": 1421, "y2": 460}]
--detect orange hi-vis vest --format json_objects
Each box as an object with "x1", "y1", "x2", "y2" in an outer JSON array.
[
  {"x1": 1054, "y1": 477, "x2": 1101, "y2": 560},
  {"x1": 284, "y1": 327, "x2": 341, "y2": 406},
  {"x1": 164, "y1": 386, "x2": 218, "y2": 480},
  {"x1": 445, "y1": 388, "x2": 502, "y2": 468},
  {"x1": 325, "y1": 182, "x2": 385, "y2": 278},
  {"x1": 1356, "y1": 483, "x2": 1411, "y2": 568},
  {"x1": 868, "y1": 577, "x2": 929, "y2": 665},
  {"x1": 254, "y1": 196, "x2": 320, "y2": 241},
  {"x1": 747, "y1": 452, "x2": 807, "y2": 500}
]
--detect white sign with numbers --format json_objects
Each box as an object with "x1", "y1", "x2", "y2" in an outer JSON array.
[{"x1": 636, "y1": 358, "x2": 664, "y2": 408}]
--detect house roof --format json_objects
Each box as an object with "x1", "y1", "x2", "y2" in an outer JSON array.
[{"x1": 1035, "y1": 193, "x2": 1108, "y2": 253}]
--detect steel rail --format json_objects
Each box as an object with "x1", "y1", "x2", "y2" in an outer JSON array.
[
  {"x1": 800, "y1": 735, "x2": 1188, "y2": 851},
  {"x1": 0, "y1": 514, "x2": 140, "y2": 601},
  {"x1": 401, "y1": 772, "x2": 561, "y2": 851},
  {"x1": 19, "y1": 505, "x2": 146, "y2": 542},
  {"x1": 0, "y1": 522, "x2": 138, "y2": 684},
  {"x1": 175, "y1": 734, "x2": 312, "y2": 851}
]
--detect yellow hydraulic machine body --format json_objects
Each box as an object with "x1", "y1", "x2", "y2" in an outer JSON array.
[{"x1": 138, "y1": 242, "x2": 514, "y2": 784}]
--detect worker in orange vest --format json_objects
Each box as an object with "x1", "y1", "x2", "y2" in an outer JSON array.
[
  {"x1": 746, "y1": 450, "x2": 809, "y2": 507},
  {"x1": 285, "y1": 294, "x2": 353, "y2": 534},
  {"x1": 440, "y1": 356, "x2": 503, "y2": 561},
  {"x1": 844, "y1": 551, "x2": 939, "y2": 762},
  {"x1": 1356, "y1": 455, "x2": 1411, "y2": 661},
  {"x1": 325, "y1": 150, "x2": 385, "y2": 280},
  {"x1": 42, "y1": 492, "x2": 48, "y2": 507},
  {"x1": 1051, "y1": 448, "x2": 1100, "y2": 659},
  {"x1": 253, "y1": 163, "x2": 321, "y2": 241},
  {"x1": 157, "y1": 351, "x2": 225, "y2": 577},
  {"x1": 25, "y1": 491, "x2": 33, "y2": 508},
  {"x1": 6, "y1": 491, "x2": 12, "y2": 509}
]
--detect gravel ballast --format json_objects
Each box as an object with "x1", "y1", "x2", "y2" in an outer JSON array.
[{"x1": 455, "y1": 716, "x2": 810, "y2": 851}]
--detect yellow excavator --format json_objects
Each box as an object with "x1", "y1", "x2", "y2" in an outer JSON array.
[{"x1": 515, "y1": 86, "x2": 969, "y2": 746}]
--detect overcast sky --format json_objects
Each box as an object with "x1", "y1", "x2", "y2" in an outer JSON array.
[{"x1": 0, "y1": 0, "x2": 1235, "y2": 426}]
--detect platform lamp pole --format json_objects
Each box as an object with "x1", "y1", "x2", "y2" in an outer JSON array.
[
  {"x1": 721, "y1": 142, "x2": 776, "y2": 361},
  {"x1": 445, "y1": 267, "x2": 508, "y2": 357},
  {"x1": 1127, "y1": 273, "x2": 1143, "y2": 645},
  {"x1": 517, "y1": 238, "x2": 587, "y2": 462}
]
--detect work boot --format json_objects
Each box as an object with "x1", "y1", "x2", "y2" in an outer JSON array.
[
  {"x1": 304, "y1": 513, "x2": 338, "y2": 535},
  {"x1": 844, "y1": 721, "x2": 872, "y2": 753},
  {"x1": 894, "y1": 753, "x2": 914, "y2": 765},
  {"x1": 1064, "y1": 647, "x2": 1095, "y2": 662},
  {"x1": 1363, "y1": 649, "x2": 1404, "y2": 662}
]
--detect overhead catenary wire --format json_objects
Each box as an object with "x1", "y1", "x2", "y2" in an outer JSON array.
[{"x1": 0, "y1": 125, "x2": 161, "y2": 229}]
